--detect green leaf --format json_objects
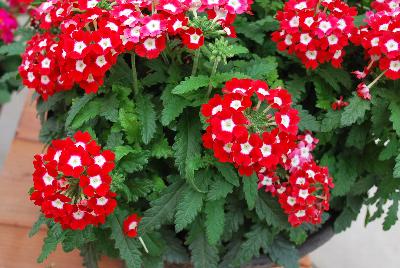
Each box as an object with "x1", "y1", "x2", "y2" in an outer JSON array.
[
  {"x1": 0, "y1": 88, "x2": 11, "y2": 104},
  {"x1": 268, "y1": 238, "x2": 299, "y2": 268},
  {"x1": 37, "y1": 224, "x2": 66, "y2": 263},
  {"x1": 114, "y1": 145, "x2": 135, "y2": 161},
  {"x1": 151, "y1": 137, "x2": 173, "y2": 159},
  {"x1": 172, "y1": 75, "x2": 209, "y2": 95},
  {"x1": 321, "y1": 110, "x2": 342, "y2": 132},
  {"x1": 207, "y1": 177, "x2": 233, "y2": 201},
  {"x1": 106, "y1": 209, "x2": 142, "y2": 268},
  {"x1": 70, "y1": 100, "x2": 102, "y2": 130},
  {"x1": 289, "y1": 228, "x2": 307, "y2": 245},
  {"x1": 210, "y1": 72, "x2": 249, "y2": 87},
  {"x1": 205, "y1": 199, "x2": 225, "y2": 245},
  {"x1": 136, "y1": 94, "x2": 157, "y2": 144},
  {"x1": 162, "y1": 230, "x2": 190, "y2": 264},
  {"x1": 29, "y1": 214, "x2": 46, "y2": 238},
  {"x1": 0, "y1": 42, "x2": 25, "y2": 56},
  {"x1": 389, "y1": 101, "x2": 400, "y2": 136},
  {"x1": 316, "y1": 65, "x2": 352, "y2": 92},
  {"x1": 393, "y1": 153, "x2": 400, "y2": 178},
  {"x1": 175, "y1": 186, "x2": 204, "y2": 232},
  {"x1": 173, "y1": 110, "x2": 202, "y2": 183},
  {"x1": 0, "y1": 71, "x2": 18, "y2": 83},
  {"x1": 332, "y1": 158, "x2": 358, "y2": 197},
  {"x1": 65, "y1": 94, "x2": 96, "y2": 128},
  {"x1": 188, "y1": 220, "x2": 219, "y2": 268},
  {"x1": 62, "y1": 228, "x2": 96, "y2": 252},
  {"x1": 341, "y1": 95, "x2": 371, "y2": 127},
  {"x1": 139, "y1": 180, "x2": 186, "y2": 235},
  {"x1": 243, "y1": 174, "x2": 258, "y2": 210},
  {"x1": 119, "y1": 107, "x2": 140, "y2": 143},
  {"x1": 215, "y1": 162, "x2": 240, "y2": 186},
  {"x1": 295, "y1": 105, "x2": 320, "y2": 132},
  {"x1": 255, "y1": 193, "x2": 290, "y2": 229},
  {"x1": 379, "y1": 138, "x2": 398, "y2": 161},
  {"x1": 345, "y1": 124, "x2": 367, "y2": 150},
  {"x1": 383, "y1": 198, "x2": 399, "y2": 231},
  {"x1": 234, "y1": 225, "x2": 273, "y2": 265},
  {"x1": 161, "y1": 86, "x2": 190, "y2": 126},
  {"x1": 334, "y1": 208, "x2": 358, "y2": 233}
]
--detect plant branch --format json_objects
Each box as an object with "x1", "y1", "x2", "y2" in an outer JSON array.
[
  {"x1": 191, "y1": 49, "x2": 201, "y2": 76},
  {"x1": 207, "y1": 57, "x2": 221, "y2": 97},
  {"x1": 131, "y1": 52, "x2": 139, "y2": 96}
]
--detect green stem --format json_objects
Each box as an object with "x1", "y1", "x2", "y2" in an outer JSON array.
[
  {"x1": 131, "y1": 52, "x2": 139, "y2": 96},
  {"x1": 191, "y1": 49, "x2": 201, "y2": 76},
  {"x1": 367, "y1": 70, "x2": 387, "y2": 90},
  {"x1": 207, "y1": 57, "x2": 220, "y2": 97}
]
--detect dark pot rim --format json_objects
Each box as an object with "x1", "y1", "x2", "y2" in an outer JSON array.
[{"x1": 250, "y1": 220, "x2": 335, "y2": 266}]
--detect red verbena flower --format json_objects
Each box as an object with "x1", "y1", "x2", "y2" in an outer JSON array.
[
  {"x1": 30, "y1": 131, "x2": 117, "y2": 230},
  {"x1": 123, "y1": 214, "x2": 141, "y2": 238}
]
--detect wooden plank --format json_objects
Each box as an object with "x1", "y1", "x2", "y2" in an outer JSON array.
[
  {"x1": 0, "y1": 224, "x2": 122, "y2": 268},
  {"x1": 15, "y1": 92, "x2": 40, "y2": 142}
]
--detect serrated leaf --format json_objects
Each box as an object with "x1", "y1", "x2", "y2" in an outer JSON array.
[
  {"x1": 255, "y1": 192, "x2": 290, "y2": 229},
  {"x1": 136, "y1": 94, "x2": 157, "y2": 144},
  {"x1": 188, "y1": 220, "x2": 219, "y2": 268},
  {"x1": 334, "y1": 208, "x2": 357, "y2": 233},
  {"x1": 29, "y1": 214, "x2": 46, "y2": 238},
  {"x1": 114, "y1": 145, "x2": 135, "y2": 161},
  {"x1": 341, "y1": 95, "x2": 371, "y2": 127},
  {"x1": 268, "y1": 238, "x2": 299, "y2": 268},
  {"x1": 172, "y1": 75, "x2": 209, "y2": 95},
  {"x1": 383, "y1": 198, "x2": 399, "y2": 231},
  {"x1": 37, "y1": 224, "x2": 65, "y2": 263},
  {"x1": 70, "y1": 100, "x2": 102, "y2": 130},
  {"x1": 151, "y1": 137, "x2": 172, "y2": 159},
  {"x1": 139, "y1": 180, "x2": 186, "y2": 235},
  {"x1": 243, "y1": 174, "x2": 258, "y2": 210},
  {"x1": 161, "y1": 86, "x2": 190, "y2": 126},
  {"x1": 173, "y1": 110, "x2": 202, "y2": 183},
  {"x1": 162, "y1": 230, "x2": 190, "y2": 264},
  {"x1": 345, "y1": 124, "x2": 367, "y2": 150},
  {"x1": 317, "y1": 65, "x2": 352, "y2": 92},
  {"x1": 175, "y1": 186, "x2": 204, "y2": 232},
  {"x1": 321, "y1": 110, "x2": 342, "y2": 132},
  {"x1": 205, "y1": 199, "x2": 225, "y2": 245},
  {"x1": 295, "y1": 105, "x2": 320, "y2": 132},
  {"x1": 379, "y1": 138, "x2": 398, "y2": 161},
  {"x1": 393, "y1": 153, "x2": 400, "y2": 178},
  {"x1": 215, "y1": 162, "x2": 240, "y2": 186},
  {"x1": 210, "y1": 72, "x2": 249, "y2": 87},
  {"x1": 389, "y1": 101, "x2": 400, "y2": 136},
  {"x1": 65, "y1": 94, "x2": 96, "y2": 128},
  {"x1": 332, "y1": 158, "x2": 358, "y2": 196},
  {"x1": 234, "y1": 225, "x2": 273, "y2": 266},
  {"x1": 207, "y1": 177, "x2": 233, "y2": 201},
  {"x1": 106, "y1": 209, "x2": 142, "y2": 268}
]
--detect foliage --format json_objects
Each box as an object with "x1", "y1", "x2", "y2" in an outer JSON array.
[{"x1": 28, "y1": 1, "x2": 400, "y2": 267}]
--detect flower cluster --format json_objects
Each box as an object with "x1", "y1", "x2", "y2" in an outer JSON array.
[
  {"x1": 201, "y1": 78, "x2": 333, "y2": 226},
  {"x1": 7, "y1": 0, "x2": 33, "y2": 13},
  {"x1": 351, "y1": 0, "x2": 400, "y2": 100},
  {"x1": 0, "y1": 8, "x2": 18, "y2": 44},
  {"x1": 19, "y1": 0, "x2": 253, "y2": 99},
  {"x1": 272, "y1": 0, "x2": 357, "y2": 69},
  {"x1": 30, "y1": 131, "x2": 117, "y2": 230}
]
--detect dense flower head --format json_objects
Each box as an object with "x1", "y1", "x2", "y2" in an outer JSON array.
[
  {"x1": 7, "y1": 0, "x2": 33, "y2": 13},
  {"x1": 351, "y1": 0, "x2": 400, "y2": 91},
  {"x1": 19, "y1": 0, "x2": 253, "y2": 99},
  {"x1": 30, "y1": 131, "x2": 117, "y2": 230},
  {"x1": 272, "y1": 0, "x2": 358, "y2": 69},
  {"x1": 201, "y1": 78, "x2": 333, "y2": 226},
  {"x1": 0, "y1": 8, "x2": 18, "y2": 44}
]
